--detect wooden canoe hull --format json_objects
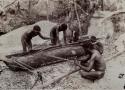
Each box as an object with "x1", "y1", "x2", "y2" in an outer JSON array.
[{"x1": 5, "y1": 45, "x2": 85, "y2": 71}]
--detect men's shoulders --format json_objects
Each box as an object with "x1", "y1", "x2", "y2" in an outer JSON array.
[
  {"x1": 53, "y1": 24, "x2": 59, "y2": 28},
  {"x1": 38, "y1": 32, "x2": 41, "y2": 35},
  {"x1": 25, "y1": 29, "x2": 32, "y2": 33},
  {"x1": 92, "y1": 50, "x2": 99, "y2": 55},
  {"x1": 51, "y1": 25, "x2": 59, "y2": 31},
  {"x1": 23, "y1": 29, "x2": 32, "y2": 36}
]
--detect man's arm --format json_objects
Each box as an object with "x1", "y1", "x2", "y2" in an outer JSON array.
[
  {"x1": 56, "y1": 27, "x2": 60, "y2": 44},
  {"x1": 78, "y1": 54, "x2": 90, "y2": 61},
  {"x1": 75, "y1": 53, "x2": 95, "y2": 72},
  {"x1": 39, "y1": 33, "x2": 50, "y2": 40},
  {"x1": 63, "y1": 30, "x2": 67, "y2": 44}
]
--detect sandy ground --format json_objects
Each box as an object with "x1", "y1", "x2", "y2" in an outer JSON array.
[{"x1": 0, "y1": 17, "x2": 125, "y2": 90}]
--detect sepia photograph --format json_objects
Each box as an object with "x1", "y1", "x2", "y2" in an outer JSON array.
[{"x1": 0, "y1": 0, "x2": 125, "y2": 90}]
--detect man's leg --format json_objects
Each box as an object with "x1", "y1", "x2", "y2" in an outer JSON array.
[
  {"x1": 50, "y1": 31, "x2": 57, "y2": 45},
  {"x1": 27, "y1": 40, "x2": 32, "y2": 52},
  {"x1": 21, "y1": 39, "x2": 27, "y2": 52},
  {"x1": 79, "y1": 70, "x2": 105, "y2": 81},
  {"x1": 55, "y1": 36, "x2": 59, "y2": 45},
  {"x1": 66, "y1": 29, "x2": 73, "y2": 43},
  {"x1": 51, "y1": 37, "x2": 57, "y2": 45},
  {"x1": 73, "y1": 31, "x2": 79, "y2": 42}
]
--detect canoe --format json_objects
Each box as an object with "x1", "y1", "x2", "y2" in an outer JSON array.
[{"x1": 4, "y1": 40, "x2": 91, "y2": 71}]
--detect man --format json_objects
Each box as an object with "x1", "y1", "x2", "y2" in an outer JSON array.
[
  {"x1": 21, "y1": 25, "x2": 50, "y2": 53},
  {"x1": 50, "y1": 23, "x2": 67, "y2": 45},
  {"x1": 68, "y1": 20, "x2": 80, "y2": 43},
  {"x1": 90, "y1": 36, "x2": 104, "y2": 54},
  {"x1": 75, "y1": 43, "x2": 106, "y2": 81}
]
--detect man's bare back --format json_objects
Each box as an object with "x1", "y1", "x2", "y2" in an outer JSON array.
[{"x1": 91, "y1": 50, "x2": 106, "y2": 71}]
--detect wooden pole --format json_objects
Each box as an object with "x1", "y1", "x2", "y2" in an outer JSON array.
[
  {"x1": 105, "y1": 51, "x2": 125, "y2": 62},
  {"x1": 28, "y1": 0, "x2": 32, "y2": 20},
  {"x1": 73, "y1": 0, "x2": 82, "y2": 36},
  {"x1": 101, "y1": 0, "x2": 104, "y2": 11},
  {"x1": 46, "y1": 0, "x2": 49, "y2": 21}
]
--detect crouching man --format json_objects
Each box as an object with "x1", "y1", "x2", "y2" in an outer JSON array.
[
  {"x1": 75, "y1": 43, "x2": 106, "y2": 81},
  {"x1": 50, "y1": 23, "x2": 67, "y2": 45},
  {"x1": 21, "y1": 25, "x2": 50, "y2": 53}
]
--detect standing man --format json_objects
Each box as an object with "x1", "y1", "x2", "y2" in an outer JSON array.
[
  {"x1": 21, "y1": 25, "x2": 50, "y2": 53},
  {"x1": 75, "y1": 43, "x2": 106, "y2": 81},
  {"x1": 50, "y1": 23, "x2": 67, "y2": 45}
]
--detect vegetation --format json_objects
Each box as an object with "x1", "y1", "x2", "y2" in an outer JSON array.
[{"x1": 1, "y1": 0, "x2": 124, "y2": 36}]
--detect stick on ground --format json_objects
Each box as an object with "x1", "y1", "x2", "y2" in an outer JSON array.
[
  {"x1": 105, "y1": 51, "x2": 125, "y2": 62},
  {"x1": 41, "y1": 68, "x2": 81, "y2": 89}
]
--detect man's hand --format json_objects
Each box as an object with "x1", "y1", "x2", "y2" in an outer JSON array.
[
  {"x1": 56, "y1": 42, "x2": 61, "y2": 46},
  {"x1": 62, "y1": 42, "x2": 67, "y2": 46},
  {"x1": 74, "y1": 60, "x2": 79, "y2": 65},
  {"x1": 64, "y1": 58, "x2": 69, "y2": 61}
]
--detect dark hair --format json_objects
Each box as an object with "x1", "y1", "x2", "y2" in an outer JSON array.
[
  {"x1": 83, "y1": 42, "x2": 94, "y2": 50},
  {"x1": 33, "y1": 25, "x2": 41, "y2": 31},
  {"x1": 90, "y1": 36, "x2": 97, "y2": 42},
  {"x1": 60, "y1": 23, "x2": 67, "y2": 30}
]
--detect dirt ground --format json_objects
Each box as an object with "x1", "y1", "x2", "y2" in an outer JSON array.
[{"x1": 0, "y1": 18, "x2": 125, "y2": 90}]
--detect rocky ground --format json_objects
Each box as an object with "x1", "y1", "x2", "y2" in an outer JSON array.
[{"x1": 0, "y1": 13, "x2": 125, "y2": 90}]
